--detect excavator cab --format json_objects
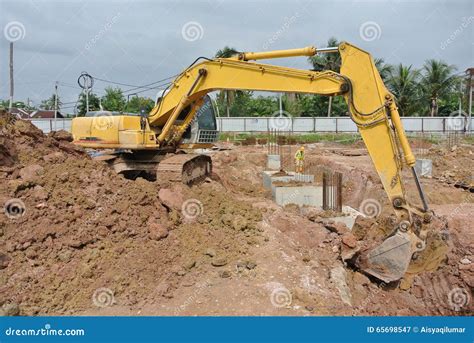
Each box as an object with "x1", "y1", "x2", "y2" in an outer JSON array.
[{"x1": 180, "y1": 95, "x2": 219, "y2": 148}]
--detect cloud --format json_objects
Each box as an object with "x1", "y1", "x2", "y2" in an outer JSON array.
[{"x1": 0, "y1": 0, "x2": 472, "y2": 106}]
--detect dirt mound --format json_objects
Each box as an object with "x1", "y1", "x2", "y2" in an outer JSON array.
[
  {"x1": 1, "y1": 116, "x2": 472, "y2": 316},
  {"x1": 0, "y1": 113, "x2": 264, "y2": 315}
]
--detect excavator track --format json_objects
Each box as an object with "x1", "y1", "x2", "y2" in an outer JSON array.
[{"x1": 156, "y1": 154, "x2": 212, "y2": 184}]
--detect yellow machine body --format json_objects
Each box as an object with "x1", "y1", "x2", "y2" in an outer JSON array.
[{"x1": 71, "y1": 42, "x2": 437, "y2": 283}]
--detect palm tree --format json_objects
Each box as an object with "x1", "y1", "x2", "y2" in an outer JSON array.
[
  {"x1": 308, "y1": 37, "x2": 340, "y2": 117},
  {"x1": 374, "y1": 58, "x2": 393, "y2": 83},
  {"x1": 215, "y1": 46, "x2": 239, "y2": 117},
  {"x1": 420, "y1": 60, "x2": 457, "y2": 116},
  {"x1": 386, "y1": 64, "x2": 421, "y2": 116}
]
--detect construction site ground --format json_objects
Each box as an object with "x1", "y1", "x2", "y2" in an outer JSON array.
[{"x1": 0, "y1": 116, "x2": 473, "y2": 316}]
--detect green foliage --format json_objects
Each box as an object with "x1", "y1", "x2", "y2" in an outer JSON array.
[
  {"x1": 124, "y1": 96, "x2": 155, "y2": 113},
  {"x1": 219, "y1": 132, "x2": 361, "y2": 145},
  {"x1": 40, "y1": 94, "x2": 62, "y2": 110},
  {"x1": 101, "y1": 87, "x2": 126, "y2": 112},
  {"x1": 420, "y1": 60, "x2": 458, "y2": 116},
  {"x1": 77, "y1": 92, "x2": 100, "y2": 116},
  {"x1": 386, "y1": 64, "x2": 422, "y2": 116},
  {"x1": 308, "y1": 37, "x2": 340, "y2": 72}
]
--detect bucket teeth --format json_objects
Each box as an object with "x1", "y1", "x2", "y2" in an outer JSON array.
[{"x1": 357, "y1": 231, "x2": 413, "y2": 283}]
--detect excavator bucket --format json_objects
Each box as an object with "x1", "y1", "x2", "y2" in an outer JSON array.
[{"x1": 357, "y1": 231, "x2": 413, "y2": 283}]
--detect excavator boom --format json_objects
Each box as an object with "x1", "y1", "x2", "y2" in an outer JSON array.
[{"x1": 71, "y1": 42, "x2": 440, "y2": 282}]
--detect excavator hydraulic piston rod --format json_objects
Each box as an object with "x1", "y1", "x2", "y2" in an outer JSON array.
[{"x1": 238, "y1": 46, "x2": 316, "y2": 61}]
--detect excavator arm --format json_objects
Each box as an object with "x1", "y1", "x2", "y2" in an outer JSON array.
[{"x1": 72, "y1": 42, "x2": 437, "y2": 282}]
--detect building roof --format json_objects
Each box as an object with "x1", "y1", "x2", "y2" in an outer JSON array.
[
  {"x1": 9, "y1": 107, "x2": 33, "y2": 119},
  {"x1": 30, "y1": 110, "x2": 64, "y2": 119}
]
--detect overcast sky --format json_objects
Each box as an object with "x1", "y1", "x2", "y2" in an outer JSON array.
[{"x1": 1, "y1": 0, "x2": 472, "y2": 110}]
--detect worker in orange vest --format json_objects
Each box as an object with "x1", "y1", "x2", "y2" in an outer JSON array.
[{"x1": 294, "y1": 146, "x2": 305, "y2": 173}]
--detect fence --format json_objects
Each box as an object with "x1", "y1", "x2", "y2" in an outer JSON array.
[
  {"x1": 216, "y1": 116, "x2": 473, "y2": 133},
  {"x1": 29, "y1": 116, "x2": 473, "y2": 134},
  {"x1": 30, "y1": 118, "x2": 72, "y2": 133}
]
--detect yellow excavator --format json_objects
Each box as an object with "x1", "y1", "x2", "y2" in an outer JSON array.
[{"x1": 72, "y1": 42, "x2": 442, "y2": 284}]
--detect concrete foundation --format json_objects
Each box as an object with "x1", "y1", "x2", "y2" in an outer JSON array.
[
  {"x1": 267, "y1": 155, "x2": 281, "y2": 170},
  {"x1": 272, "y1": 185, "x2": 323, "y2": 207},
  {"x1": 415, "y1": 159, "x2": 432, "y2": 177},
  {"x1": 263, "y1": 171, "x2": 315, "y2": 190},
  {"x1": 328, "y1": 206, "x2": 365, "y2": 230}
]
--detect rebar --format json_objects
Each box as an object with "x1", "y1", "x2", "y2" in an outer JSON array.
[{"x1": 322, "y1": 170, "x2": 343, "y2": 212}]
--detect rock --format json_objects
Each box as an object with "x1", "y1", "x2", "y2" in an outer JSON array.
[
  {"x1": 341, "y1": 233, "x2": 357, "y2": 248},
  {"x1": 305, "y1": 305, "x2": 314, "y2": 312},
  {"x1": 324, "y1": 221, "x2": 349, "y2": 235},
  {"x1": 211, "y1": 257, "x2": 228, "y2": 267},
  {"x1": 460, "y1": 258, "x2": 471, "y2": 265},
  {"x1": 19, "y1": 164, "x2": 43, "y2": 183},
  {"x1": 246, "y1": 261, "x2": 257, "y2": 270},
  {"x1": 340, "y1": 243, "x2": 360, "y2": 262},
  {"x1": 148, "y1": 223, "x2": 169, "y2": 241},
  {"x1": 332, "y1": 245, "x2": 339, "y2": 253},
  {"x1": 57, "y1": 250, "x2": 72, "y2": 263},
  {"x1": 330, "y1": 266, "x2": 352, "y2": 306},
  {"x1": 1, "y1": 303, "x2": 20, "y2": 316},
  {"x1": 49, "y1": 130, "x2": 73, "y2": 142},
  {"x1": 219, "y1": 270, "x2": 231, "y2": 278},
  {"x1": 0, "y1": 252, "x2": 11, "y2": 269},
  {"x1": 353, "y1": 272, "x2": 370, "y2": 286},
  {"x1": 43, "y1": 151, "x2": 65, "y2": 163},
  {"x1": 184, "y1": 259, "x2": 196, "y2": 271},
  {"x1": 204, "y1": 248, "x2": 216, "y2": 257},
  {"x1": 158, "y1": 188, "x2": 184, "y2": 211},
  {"x1": 31, "y1": 185, "x2": 48, "y2": 201}
]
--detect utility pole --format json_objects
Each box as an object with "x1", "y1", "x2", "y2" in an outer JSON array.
[
  {"x1": 54, "y1": 81, "x2": 58, "y2": 131},
  {"x1": 9, "y1": 42, "x2": 14, "y2": 112},
  {"x1": 327, "y1": 96, "x2": 333, "y2": 117},
  {"x1": 86, "y1": 85, "x2": 90, "y2": 113},
  {"x1": 279, "y1": 93, "x2": 283, "y2": 116},
  {"x1": 467, "y1": 68, "x2": 473, "y2": 134}
]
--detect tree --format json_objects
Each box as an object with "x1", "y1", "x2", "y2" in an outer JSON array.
[
  {"x1": 215, "y1": 46, "x2": 239, "y2": 117},
  {"x1": 308, "y1": 37, "x2": 341, "y2": 72},
  {"x1": 77, "y1": 91, "x2": 100, "y2": 116},
  {"x1": 374, "y1": 58, "x2": 394, "y2": 83},
  {"x1": 40, "y1": 94, "x2": 62, "y2": 110},
  {"x1": 386, "y1": 64, "x2": 421, "y2": 116},
  {"x1": 124, "y1": 96, "x2": 155, "y2": 113},
  {"x1": 420, "y1": 60, "x2": 457, "y2": 116},
  {"x1": 101, "y1": 87, "x2": 126, "y2": 111},
  {"x1": 308, "y1": 37, "x2": 341, "y2": 117}
]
